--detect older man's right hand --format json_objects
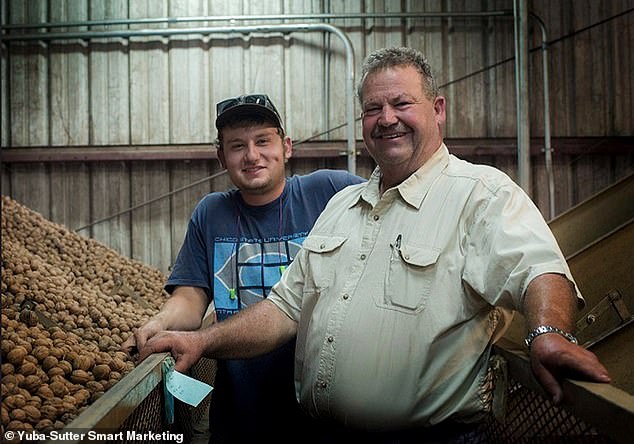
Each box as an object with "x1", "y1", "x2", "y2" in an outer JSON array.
[
  {"x1": 121, "y1": 318, "x2": 166, "y2": 358},
  {"x1": 136, "y1": 330, "x2": 204, "y2": 373}
]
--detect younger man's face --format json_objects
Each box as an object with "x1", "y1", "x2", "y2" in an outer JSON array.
[{"x1": 218, "y1": 124, "x2": 292, "y2": 206}]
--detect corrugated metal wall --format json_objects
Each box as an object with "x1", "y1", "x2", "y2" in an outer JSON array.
[{"x1": 1, "y1": 0, "x2": 633, "y2": 274}]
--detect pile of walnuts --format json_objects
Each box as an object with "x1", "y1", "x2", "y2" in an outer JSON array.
[{"x1": 1, "y1": 196, "x2": 169, "y2": 434}]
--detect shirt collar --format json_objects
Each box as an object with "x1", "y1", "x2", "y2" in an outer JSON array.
[{"x1": 357, "y1": 144, "x2": 450, "y2": 209}]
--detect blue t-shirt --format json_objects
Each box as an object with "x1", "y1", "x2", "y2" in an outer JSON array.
[{"x1": 166, "y1": 170, "x2": 365, "y2": 442}]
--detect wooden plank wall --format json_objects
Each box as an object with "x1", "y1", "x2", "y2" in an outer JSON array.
[{"x1": 1, "y1": 0, "x2": 632, "y2": 275}]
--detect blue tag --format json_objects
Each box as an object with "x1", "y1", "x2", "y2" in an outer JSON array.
[
  {"x1": 163, "y1": 359, "x2": 214, "y2": 407},
  {"x1": 162, "y1": 359, "x2": 175, "y2": 424}
]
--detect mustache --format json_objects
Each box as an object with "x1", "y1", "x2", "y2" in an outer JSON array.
[{"x1": 371, "y1": 123, "x2": 410, "y2": 138}]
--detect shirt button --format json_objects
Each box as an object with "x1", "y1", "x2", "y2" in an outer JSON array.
[
  {"x1": 360, "y1": 254, "x2": 366, "y2": 260},
  {"x1": 321, "y1": 382, "x2": 328, "y2": 388},
  {"x1": 373, "y1": 215, "x2": 379, "y2": 221},
  {"x1": 327, "y1": 336, "x2": 334, "y2": 343},
  {"x1": 320, "y1": 244, "x2": 326, "y2": 249},
  {"x1": 342, "y1": 294, "x2": 349, "y2": 300}
]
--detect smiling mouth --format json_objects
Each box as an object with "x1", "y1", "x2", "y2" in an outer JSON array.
[
  {"x1": 375, "y1": 132, "x2": 407, "y2": 140},
  {"x1": 243, "y1": 166, "x2": 265, "y2": 173}
]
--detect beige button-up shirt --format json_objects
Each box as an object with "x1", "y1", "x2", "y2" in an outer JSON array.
[{"x1": 268, "y1": 144, "x2": 579, "y2": 430}]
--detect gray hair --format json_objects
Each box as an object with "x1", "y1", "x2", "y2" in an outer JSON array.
[{"x1": 357, "y1": 47, "x2": 439, "y2": 103}]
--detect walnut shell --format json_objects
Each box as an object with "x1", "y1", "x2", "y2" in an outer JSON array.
[
  {"x1": 23, "y1": 405, "x2": 41, "y2": 422},
  {"x1": 1, "y1": 363, "x2": 15, "y2": 376},
  {"x1": 1, "y1": 405, "x2": 9, "y2": 426},
  {"x1": 49, "y1": 381, "x2": 69, "y2": 397},
  {"x1": 21, "y1": 375, "x2": 41, "y2": 392},
  {"x1": 85, "y1": 381, "x2": 105, "y2": 393},
  {"x1": 92, "y1": 364, "x2": 110, "y2": 381},
  {"x1": 9, "y1": 408, "x2": 26, "y2": 421},
  {"x1": 36, "y1": 385, "x2": 55, "y2": 400},
  {"x1": 1, "y1": 339, "x2": 16, "y2": 355},
  {"x1": 47, "y1": 367, "x2": 65, "y2": 378},
  {"x1": 70, "y1": 370, "x2": 91, "y2": 384},
  {"x1": 17, "y1": 362, "x2": 37, "y2": 376},
  {"x1": 35, "y1": 418, "x2": 54, "y2": 431},
  {"x1": 42, "y1": 356, "x2": 59, "y2": 372},
  {"x1": 32, "y1": 346, "x2": 50, "y2": 361},
  {"x1": 48, "y1": 347, "x2": 64, "y2": 360},
  {"x1": 6, "y1": 346, "x2": 27, "y2": 365},
  {"x1": 73, "y1": 355, "x2": 94, "y2": 372},
  {"x1": 73, "y1": 389, "x2": 91, "y2": 406},
  {"x1": 109, "y1": 357, "x2": 126, "y2": 373},
  {"x1": 2, "y1": 374, "x2": 18, "y2": 386},
  {"x1": 39, "y1": 404, "x2": 58, "y2": 420},
  {"x1": 57, "y1": 360, "x2": 73, "y2": 375}
]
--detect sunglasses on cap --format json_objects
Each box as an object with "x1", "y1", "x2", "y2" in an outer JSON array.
[{"x1": 215, "y1": 94, "x2": 283, "y2": 131}]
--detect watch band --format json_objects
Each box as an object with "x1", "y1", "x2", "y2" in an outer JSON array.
[{"x1": 524, "y1": 325, "x2": 578, "y2": 350}]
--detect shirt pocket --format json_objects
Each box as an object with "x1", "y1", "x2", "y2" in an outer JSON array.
[
  {"x1": 381, "y1": 242, "x2": 440, "y2": 314},
  {"x1": 302, "y1": 234, "x2": 348, "y2": 290}
]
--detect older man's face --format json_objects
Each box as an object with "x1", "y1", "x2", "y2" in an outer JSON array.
[{"x1": 361, "y1": 65, "x2": 446, "y2": 187}]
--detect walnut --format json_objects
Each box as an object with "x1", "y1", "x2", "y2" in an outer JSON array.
[
  {"x1": 1, "y1": 363, "x2": 15, "y2": 376},
  {"x1": 27, "y1": 396, "x2": 42, "y2": 410},
  {"x1": 39, "y1": 404, "x2": 58, "y2": 420},
  {"x1": 73, "y1": 355, "x2": 94, "y2": 372},
  {"x1": 21, "y1": 375, "x2": 41, "y2": 392},
  {"x1": 90, "y1": 391, "x2": 104, "y2": 403},
  {"x1": 50, "y1": 329, "x2": 66, "y2": 341},
  {"x1": 23, "y1": 405, "x2": 41, "y2": 422},
  {"x1": 47, "y1": 367, "x2": 65, "y2": 378},
  {"x1": 49, "y1": 381, "x2": 69, "y2": 397},
  {"x1": 109, "y1": 357, "x2": 126, "y2": 373},
  {"x1": 57, "y1": 360, "x2": 72, "y2": 376},
  {"x1": 2, "y1": 374, "x2": 18, "y2": 386},
  {"x1": 94, "y1": 351, "x2": 112, "y2": 366},
  {"x1": 37, "y1": 385, "x2": 55, "y2": 400},
  {"x1": 17, "y1": 362, "x2": 37, "y2": 376},
  {"x1": 1, "y1": 405, "x2": 9, "y2": 426},
  {"x1": 6, "y1": 346, "x2": 27, "y2": 366},
  {"x1": 42, "y1": 356, "x2": 59, "y2": 372},
  {"x1": 9, "y1": 408, "x2": 26, "y2": 422},
  {"x1": 73, "y1": 389, "x2": 91, "y2": 406},
  {"x1": 1, "y1": 339, "x2": 16, "y2": 355},
  {"x1": 32, "y1": 346, "x2": 50, "y2": 361},
  {"x1": 35, "y1": 418, "x2": 54, "y2": 431},
  {"x1": 33, "y1": 337, "x2": 53, "y2": 348},
  {"x1": 70, "y1": 370, "x2": 91, "y2": 384},
  {"x1": 92, "y1": 364, "x2": 110, "y2": 381},
  {"x1": 70, "y1": 370, "x2": 92, "y2": 385}
]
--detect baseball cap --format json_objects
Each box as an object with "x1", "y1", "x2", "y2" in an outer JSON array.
[{"x1": 215, "y1": 94, "x2": 284, "y2": 131}]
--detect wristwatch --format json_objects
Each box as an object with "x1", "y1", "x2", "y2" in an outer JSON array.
[{"x1": 524, "y1": 325, "x2": 578, "y2": 350}]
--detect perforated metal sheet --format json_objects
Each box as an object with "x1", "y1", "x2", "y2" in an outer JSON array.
[
  {"x1": 117, "y1": 388, "x2": 165, "y2": 443},
  {"x1": 479, "y1": 379, "x2": 617, "y2": 443},
  {"x1": 83, "y1": 358, "x2": 217, "y2": 443}
]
